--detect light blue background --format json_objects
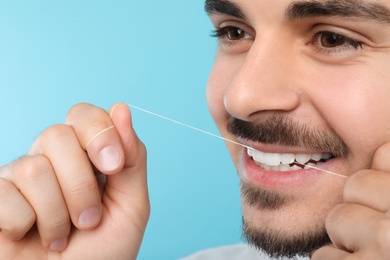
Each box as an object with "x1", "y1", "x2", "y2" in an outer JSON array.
[{"x1": 0, "y1": 1, "x2": 243, "y2": 259}]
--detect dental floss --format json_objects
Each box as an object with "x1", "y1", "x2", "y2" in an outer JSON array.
[
  {"x1": 299, "y1": 164, "x2": 347, "y2": 179},
  {"x1": 128, "y1": 104, "x2": 252, "y2": 149},
  {"x1": 127, "y1": 104, "x2": 348, "y2": 179},
  {"x1": 86, "y1": 125, "x2": 115, "y2": 148}
]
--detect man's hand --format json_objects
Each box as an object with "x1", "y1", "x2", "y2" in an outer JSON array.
[
  {"x1": 0, "y1": 103, "x2": 150, "y2": 259},
  {"x1": 312, "y1": 143, "x2": 390, "y2": 259}
]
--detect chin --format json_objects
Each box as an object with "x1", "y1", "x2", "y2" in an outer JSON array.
[
  {"x1": 242, "y1": 215, "x2": 331, "y2": 258},
  {"x1": 240, "y1": 183, "x2": 337, "y2": 258}
]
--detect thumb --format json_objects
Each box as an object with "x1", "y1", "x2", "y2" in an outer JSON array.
[{"x1": 104, "y1": 103, "x2": 149, "y2": 221}]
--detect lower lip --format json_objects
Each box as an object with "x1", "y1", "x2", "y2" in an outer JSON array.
[{"x1": 241, "y1": 151, "x2": 334, "y2": 189}]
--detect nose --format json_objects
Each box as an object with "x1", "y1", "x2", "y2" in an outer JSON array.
[{"x1": 224, "y1": 37, "x2": 301, "y2": 121}]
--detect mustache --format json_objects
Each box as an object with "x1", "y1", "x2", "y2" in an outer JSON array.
[{"x1": 227, "y1": 116, "x2": 348, "y2": 157}]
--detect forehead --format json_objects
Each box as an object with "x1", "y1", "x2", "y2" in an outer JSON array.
[{"x1": 205, "y1": 0, "x2": 390, "y2": 24}]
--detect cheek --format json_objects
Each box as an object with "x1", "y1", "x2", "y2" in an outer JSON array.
[
  {"x1": 206, "y1": 56, "x2": 238, "y2": 132},
  {"x1": 311, "y1": 64, "x2": 390, "y2": 165},
  {"x1": 207, "y1": 55, "x2": 244, "y2": 164},
  {"x1": 206, "y1": 66, "x2": 227, "y2": 128}
]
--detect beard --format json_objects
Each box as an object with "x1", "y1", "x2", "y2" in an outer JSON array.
[
  {"x1": 226, "y1": 115, "x2": 345, "y2": 258},
  {"x1": 240, "y1": 182, "x2": 332, "y2": 259}
]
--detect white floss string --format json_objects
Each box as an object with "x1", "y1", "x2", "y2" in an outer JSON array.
[
  {"x1": 86, "y1": 125, "x2": 115, "y2": 148},
  {"x1": 127, "y1": 104, "x2": 348, "y2": 179}
]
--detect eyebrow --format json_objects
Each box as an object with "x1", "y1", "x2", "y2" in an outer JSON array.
[
  {"x1": 286, "y1": 0, "x2": 390, "y2": 23},
  {"x1": 204, "y1": 0, "x2": 245, "y2": 19},
  {"x1": 205, "y1": 0, "x2": 390, "y2": 24}
]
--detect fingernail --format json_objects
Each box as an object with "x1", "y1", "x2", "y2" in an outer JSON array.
[
  {"x1": 98, "y1": 146, "x2": 122, "y2": 172},
  {"x1": 109, "y1": 103, "x2": 121, "y2": 118},
  {"x1": 78, "y1": 207, "x2": 101, "y2": 228},
  {"x1": 50, "y1": 237, "x2": 67, "y2": 251}
]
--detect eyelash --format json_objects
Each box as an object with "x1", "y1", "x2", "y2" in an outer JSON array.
[
  {"x1": 211, "y1": 26, "x2": 234, "y2": 38},
  {"x1": 211, "y1": 26, "x2": 364, "y2": 56}
]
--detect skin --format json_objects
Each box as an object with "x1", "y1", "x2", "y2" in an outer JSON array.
[
  {"x1": 2, "y1": 0, "x2": 390, "y2": 258},
  {"x1": 0, "y1": 103, "x2": 149, "y2": 259},
  {"x1": 207, "y1": 0, "x2": 390, "y2": 257}
]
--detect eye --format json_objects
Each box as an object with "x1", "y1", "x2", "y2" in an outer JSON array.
[
  {"x1": 211, "y1": 26, "x2": 252, "y2": 42},
  {"x1": 212, "y1": 26, "x2": 247, "y2": 41},
  {"x1": 211, "y1": 25, "x2": 253, "y2": 53},
  {"x1": 316, "y1": 31, "x2": 362, "y2": 48},
  {"x1": 311, "y1": 31, "x2": 363, "y2": 54},
  {"x1": 320, "y1": 32, "x2": 345, "y2": 47}
]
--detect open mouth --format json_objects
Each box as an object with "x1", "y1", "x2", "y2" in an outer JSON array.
[{"x1": 247, "y1": 148, "x2": 335, "y2": 172}]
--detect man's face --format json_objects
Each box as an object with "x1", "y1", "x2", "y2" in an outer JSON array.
[{"x1": 206, "y1": 0, "x2": 390, "y2": 257}]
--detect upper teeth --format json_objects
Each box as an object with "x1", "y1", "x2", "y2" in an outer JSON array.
[{"x1": 247, "y1": 148, "x2": 332, "y2": 167}]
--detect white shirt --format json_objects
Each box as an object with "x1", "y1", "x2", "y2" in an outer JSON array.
[{"x1": 178, "y1": 244, "x2": 310, "y2": 260}]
